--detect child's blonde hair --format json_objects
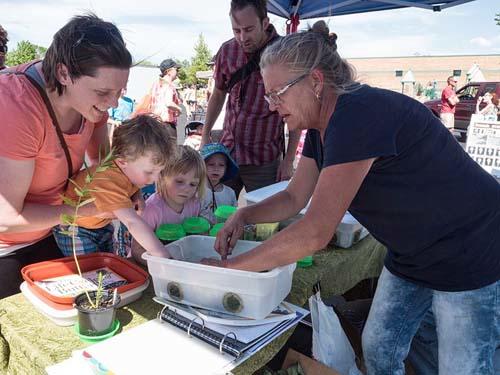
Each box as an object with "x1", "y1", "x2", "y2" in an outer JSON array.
[
  {"x1": 112, "y1": 114, "x2": 175, "y2": 166},
  {"x1": 157, "y1": 145, "x2": 206, "y2": 200}
]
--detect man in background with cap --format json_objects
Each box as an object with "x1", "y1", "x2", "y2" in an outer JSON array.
[
  {"x1": 440, "y1": 76, "x2": 460, "y2": 133},
  {"x1": 200, "y1": 0, "x2": 300, "y2": 197},
  {"x1": 150, "y1": 58, "x2": 182, "y2": 131},
  {"x1": 0, "y1": 25, "x2": 8, "y2": 71}
]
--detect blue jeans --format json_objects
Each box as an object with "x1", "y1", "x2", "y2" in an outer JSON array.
[
  {"x1": 362, "y1": 267, "x2": 500, "y2": 375},
  {"x1": 409, "y1": 310, "x2": 500, "y2": 375}
]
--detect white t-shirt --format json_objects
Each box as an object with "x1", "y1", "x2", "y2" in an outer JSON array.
[{"x1": 200, "y1": 185, "x2": 237, "y2": 224}]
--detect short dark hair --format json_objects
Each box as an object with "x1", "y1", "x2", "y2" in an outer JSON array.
[
  {"x1": 230, "y1": 0, "x2": 268, "y2": 22},
  {"x1": 0, "y1": 24, "x2": 8, "y2": 46},
  {"x1": 42, "y1": 13, "x2": 132, "y2": 95}
]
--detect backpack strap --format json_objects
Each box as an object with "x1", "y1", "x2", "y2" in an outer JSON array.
[{"x1": 1, "y1": 63, "x2": 73, "y2": 189}]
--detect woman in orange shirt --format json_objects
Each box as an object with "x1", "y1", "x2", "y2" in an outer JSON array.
[{"x1": 0, "y1": 14, "x2": 132, "y2": 298}]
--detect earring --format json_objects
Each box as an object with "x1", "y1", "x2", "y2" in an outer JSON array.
[{"x1": 315, "y1": 92, "x2": 321, "y2": 101}]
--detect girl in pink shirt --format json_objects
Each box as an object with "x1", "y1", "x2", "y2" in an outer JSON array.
[{"x1": 132, "y1": 146, "x2": 206, "y2": 264}]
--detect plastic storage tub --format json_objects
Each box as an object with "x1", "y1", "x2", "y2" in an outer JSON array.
[
  {"x1": 21, "y1": 253, "x2": 149, "y2": 306},
  {"x1": 143, "y1": 236, "x2": 296, "y2": 319},
  {"x1": 333, "y1": 212, "x2": 369, "y2": 248},
  {"x1": 245, "y1": 181, "x2": 369, "y2": 248}
]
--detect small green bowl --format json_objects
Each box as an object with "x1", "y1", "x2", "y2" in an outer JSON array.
[
  {"x1": 214, "y1": 205, "x2": 237, "y2": 222},
  {"x1": 297, "y1": 256, "x2": 313, "y2": 268},
  {"x1": 74, "y1": 319, "x2": 121, "y2": 343},
  {"x1": 209, "y1": 223, "x2": 225, "y2": 237}
]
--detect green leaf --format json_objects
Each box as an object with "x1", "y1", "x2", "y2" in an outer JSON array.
[
  {"x1": 73, "y1": 187, "x2": 84, "y2": 197},
  {"x1": 60, "y1": 195, "x2": 77, "y2": 207},
  {"x1": 79, "y1": 197, "x2": 96, "y2": 207},
  {"x1": 95, "y1": 165, "x2": 112, "y2": 173},
  {"x1": 68, "y1": 178, "x2": 82, "y2": 190},
  {"x1": 60, "y1": 214, "x2": 75, "y2": 226}
]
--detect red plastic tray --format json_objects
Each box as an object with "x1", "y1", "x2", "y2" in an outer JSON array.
[{"x1": 21, "y1": 253, "x2": 149, "y2": 306}]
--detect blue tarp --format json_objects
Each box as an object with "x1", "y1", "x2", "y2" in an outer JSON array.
[{"x1": 267, "y1": 0, "x2": 475, "y2": 19}]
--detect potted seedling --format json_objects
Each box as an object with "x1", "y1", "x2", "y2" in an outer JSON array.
[{"x1": 60, "y1": 150, "x2": 121, "y2": 338}]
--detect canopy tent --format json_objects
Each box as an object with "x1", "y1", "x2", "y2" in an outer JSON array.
[{"x1": 267, "y1": 0, "x2": 476, "y2": 32}]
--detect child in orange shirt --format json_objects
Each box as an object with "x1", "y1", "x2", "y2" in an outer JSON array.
[{"x1": 53, "y1": 115, "x2": 174, "y2": 259}]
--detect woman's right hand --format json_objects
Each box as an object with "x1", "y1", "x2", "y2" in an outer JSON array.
[{"x1": 214, "y1": 211, "x2": 246, "y2": 260}]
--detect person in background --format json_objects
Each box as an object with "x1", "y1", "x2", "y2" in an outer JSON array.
[
  {"x1": 107, "y1": 88, "x2": 135, "y2": 142},
  {"x1": 53, "y1": 115, "x2": 174, "y2": 259},
  {"x1": 0, "y1": 14, "x2": 132, "y2": 299},
  {"x1": 0, "y1": 25, "x2": 8, "y2": 71},
  {"x1": 183, "y1": 84, "x2": 197, "y2": 118},
  {"x1": 476, "y1": 91, "x2": 499, "y2": 120},
  {"x1": 183, "y1": 121, "x2": 204, "y2": 151},
  {"x1": 200, "y1": 0, "x2": 300, "y2": 197},
  {"x1": 131, "y1": 145, "x2": 206, "y2": 264},
  {"x1": 440, "y1": 76, "x2": 460, "y2": 133},
  {"x1": 424, "y1": 81, "x2": 436, "y2": 100},
  {"x1": 200, "y1": 143, "x2": 238, "y2": 224},
  {"x1": 206, "y1": 21, "x2": 500, "y2": 375},
  {"x1": 150, "y1": 58, "x2": 182, "y2": 133}
]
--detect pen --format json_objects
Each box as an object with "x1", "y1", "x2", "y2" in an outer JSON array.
[{"x1": 82, "y1": 350, "x2": 115, "y2": 375}]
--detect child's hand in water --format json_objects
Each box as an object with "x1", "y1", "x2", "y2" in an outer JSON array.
[{"x1": 200, "y1": 257, "x2": 227, "y2": 268}]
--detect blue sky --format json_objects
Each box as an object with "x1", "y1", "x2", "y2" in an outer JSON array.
[{"x1": 1, "y1": 0, "x2": 499, "y2": 63}]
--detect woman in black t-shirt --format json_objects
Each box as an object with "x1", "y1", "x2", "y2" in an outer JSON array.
[{"x1": 204, "y1": 21, "x2": 500, "y2": 375}]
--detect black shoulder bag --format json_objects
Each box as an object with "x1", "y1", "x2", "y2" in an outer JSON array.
[{"x1": 224, "y1": 34, "x2": 279, "y2": 93}]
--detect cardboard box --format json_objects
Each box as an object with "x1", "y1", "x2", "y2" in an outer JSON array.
[{"x1": 281, "y1": 349, "x2": 341, "y2": 375}]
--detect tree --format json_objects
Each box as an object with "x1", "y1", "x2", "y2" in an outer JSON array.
[
  {"x1": 6, "y1": 40, "x2": 46, "y2": 66},
  {"x1": 185, "y1": 34, "x2": 212, "y2": 85},
  {"x1": 496, "y1": 13, "x2": 500, "y2": 25}
]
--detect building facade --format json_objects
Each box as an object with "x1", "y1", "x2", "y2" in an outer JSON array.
[{"x1": 346, "y1": 54, "x2": 500, "y2": 94}]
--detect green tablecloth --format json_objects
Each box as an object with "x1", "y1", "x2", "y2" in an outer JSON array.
[{"x1": 0, "y1": 236, "x2": 386, "y2": 375}]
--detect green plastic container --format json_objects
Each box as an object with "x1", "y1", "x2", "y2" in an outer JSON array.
[
  {"x1": 182, "y1": 217, "x2": 211, "y2": 235},
  {"x1": 214, "y1": 205, "x2": 238, "y2": 223},
  {"x1": 209, "y1": 223, "x2": 225, "y2": 237},
  {"x1": 155, "y1": 224, "x2": 186, "y2": 244},
  {"x1": 297, "y1": 255, "x2": 313, "y2": 268}
]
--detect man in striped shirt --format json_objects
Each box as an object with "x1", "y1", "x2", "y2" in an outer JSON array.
[{"x1": 200, "y1": 0, "x2": 300, "y2": 196}]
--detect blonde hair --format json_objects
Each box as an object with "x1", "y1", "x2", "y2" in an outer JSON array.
[
  {"x1": 112, "y1": 114, "x2": 175, "y2": 166},
  {"x1": 260, "y1": 20, "x2": 356, "y2": 96},
  {"x1": 157, "y1": 145, "x2": 206, "y2": 200}
]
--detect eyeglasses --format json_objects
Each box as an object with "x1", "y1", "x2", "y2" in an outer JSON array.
[
  {"x1": 0, "y1": 44, "x2": 7, "y2": 54},
  {"x1": 264, "y1": 73, "x2": 308, "y2": 106}
]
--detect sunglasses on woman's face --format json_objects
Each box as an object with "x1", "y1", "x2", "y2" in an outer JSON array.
[
  {"x1": 71, "y1": 26, "x2": 124, "y2": 65},
  {"x1": 0, "y1": 44, "x2": 7, "y2": 54}
]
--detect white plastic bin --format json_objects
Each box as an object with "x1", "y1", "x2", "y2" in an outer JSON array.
[
  {"x1": 142, "y1": 236, "x2": 296, "y2": 320},
  {"x1": 333, "y1": 212, "x2": 369, "y2": 248},
  {"x1": 245, "y1": 181, "x2": 369, "y2": 248}
]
